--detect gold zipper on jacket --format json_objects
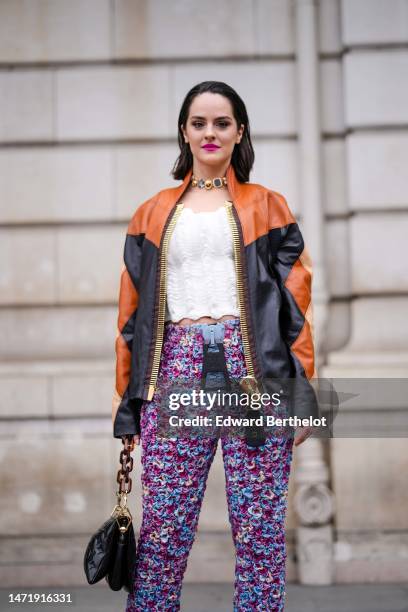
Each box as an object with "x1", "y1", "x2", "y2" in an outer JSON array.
[
  {"x1": 224, "y1": 201, "x2": 260, "y2": 396},
  {"x1": 147, "y1": 202, "x2": 185, "y2": 401}
]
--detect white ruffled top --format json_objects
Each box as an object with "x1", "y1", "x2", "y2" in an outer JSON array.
[{"x1": 165, "y1": 205, "x2": 240, "y2": 323}]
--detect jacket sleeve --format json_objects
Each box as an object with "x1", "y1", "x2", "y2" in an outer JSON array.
[
  {"x1": 272, "y1": 223, "x2": 317, "y2": 380},
  {"x1": 268, "y1": 191, "x2": 319, "y2": 419},
  {"x1": 112, "y1": 228, "x2": 144, "y2": 439}
]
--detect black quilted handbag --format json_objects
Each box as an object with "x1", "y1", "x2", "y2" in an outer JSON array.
[{"x1": 83, "y1": 435, "x2": 138, "y2": 593}]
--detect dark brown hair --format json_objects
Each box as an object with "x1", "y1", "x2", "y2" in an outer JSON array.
[{"x1": 171, "y1": 81, "x2": 255, "y2": 183}]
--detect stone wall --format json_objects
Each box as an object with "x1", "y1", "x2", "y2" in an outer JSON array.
[
  {"x1": 323, "y1": 0, "x2": 408, "y2": 583},
  {"x1": 0, "y1": 0, "x2": 407, "y2": 587}
]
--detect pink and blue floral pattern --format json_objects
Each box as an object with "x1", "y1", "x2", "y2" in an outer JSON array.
[{"x1": 126, "y1": 318, "x2": 294, "y2": 611}]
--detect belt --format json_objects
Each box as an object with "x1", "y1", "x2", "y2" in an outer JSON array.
[
  {"x1": 198, "y1": 322, "x2": 266, "y2": 448},
  {"x1": 200, "y1": 322, "x2": 231, "y2": 393}
]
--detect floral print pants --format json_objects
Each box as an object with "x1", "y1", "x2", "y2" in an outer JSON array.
[{"x1": 125, "y1": 317, "x2": 294, "y2": 612}]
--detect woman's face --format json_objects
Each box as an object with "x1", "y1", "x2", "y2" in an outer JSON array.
[{"x1": 181, "y1": 92, "x2": 244, "y2": 172}]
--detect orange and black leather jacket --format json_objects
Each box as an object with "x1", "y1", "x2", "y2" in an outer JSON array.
[{"x1": 112, "y1": 162, "x2": 318, "y2": 438}]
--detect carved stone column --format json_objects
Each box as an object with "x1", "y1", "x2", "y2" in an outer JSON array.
[
  {"x1": 293, "y1": 0, "x2": 334, "y2": 584},
  {"x1": 294, "y1": 439, "x2": 335, "y2": 583}
]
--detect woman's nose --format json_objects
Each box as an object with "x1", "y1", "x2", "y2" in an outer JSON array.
[{"x1": 204, "y1": 124, "x2": 215, "y2": 138}]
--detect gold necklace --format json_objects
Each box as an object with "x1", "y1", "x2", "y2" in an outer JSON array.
[{"x1": 191, "y1": 174, "x2": 227, "y2": 190}]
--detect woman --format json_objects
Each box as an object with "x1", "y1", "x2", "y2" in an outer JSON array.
[{"x1": 113, "y1": 81, "x2": 318, "y2": 611}]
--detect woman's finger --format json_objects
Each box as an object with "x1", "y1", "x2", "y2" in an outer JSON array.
[{"x1": 293, "y1": 426, "x2": 313, "y2": 446}]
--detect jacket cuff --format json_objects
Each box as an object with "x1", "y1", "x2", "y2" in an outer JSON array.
[
  {"x1": 112, "y1": 386, "x2": 142, "y2": 439},
  {"x1": 288, "y1": 375, "x2": 320, "y2": 420}
]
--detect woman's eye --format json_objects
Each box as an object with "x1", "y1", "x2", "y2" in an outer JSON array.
[{"x1": 191, "y1": 121, "x2": 230, "y2": 128}]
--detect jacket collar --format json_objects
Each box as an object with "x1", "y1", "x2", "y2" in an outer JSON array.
[
  {"x1": 151, "y1": 162, "x2": 247, "y2": 246},
  {"x1": 225, "y1": 162, "x2": 246, "y2": 206}
]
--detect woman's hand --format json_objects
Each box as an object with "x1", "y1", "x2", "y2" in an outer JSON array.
[
  {"x1": 122, "y1": 434, "x2": 140, "y2": 447},
  {"x1": 132, "y1": 434, "x2": 140, "y2": 446},
  {"x1": 293, "y1": 426, "x2": 313, "y2": 446}
]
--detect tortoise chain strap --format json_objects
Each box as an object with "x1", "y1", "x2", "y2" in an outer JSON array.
[{"x1": 111, "y1": 435, "x2": 135, "y2": 533}]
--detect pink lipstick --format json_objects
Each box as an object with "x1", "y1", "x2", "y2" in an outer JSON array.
[{"x1": 202, "y1": 144, "x2": 220, "y2": 151}]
